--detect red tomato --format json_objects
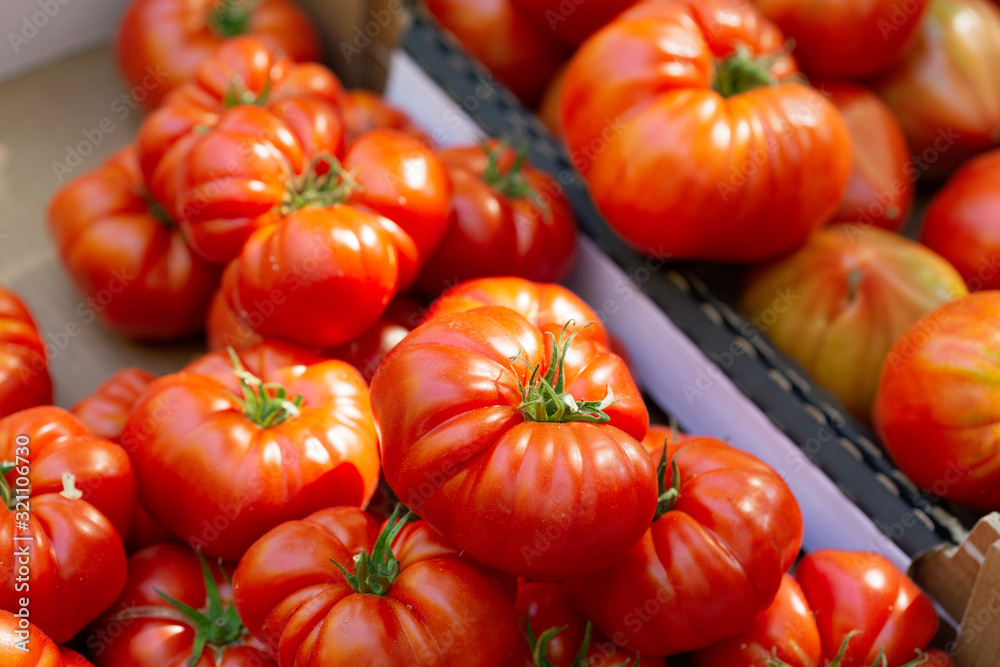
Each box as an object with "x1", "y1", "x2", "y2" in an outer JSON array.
[
  {"x1": 560, "y1": 0, "x2": 852, "y2": 262},
  {"x1": 823, "y1": 82, "x2": 915, "y2": 231},
  {"x1": 70, "y1": 368, "x2": 155, "y2": 444},
  {"x1": 234, "y1": 507, "x2": 519, "y2": 665},
  {"x1": 69, "y1": 368, "x2": 177, "y2": 554},
  {"x1": 874, "y1": 292, "x2": 1000, "y2": 509},
  {"x1": 795, "y1": 551, "x2": 939, "y2": 666},
  {"x1": 508, "y1": 581, "x2": 665, "y2": 667},
  {"x1": 511, "y1": 0, "x2": 639, "y2": 47},
  {"x1": 921, "y1": 149, "x2": 1000, "y2": 291},
  {"x1": 343, "y1": 129, "x2": 453, "y2": 291},
  {"x1": 48, "y1": 145, "x2": 222, "y2": 340},
  {"x1": 0, "y1": 609, "x2": 63, "y2": 666},
  {"x1": 691, "y1": 574, "x2": 822, "y2": 667},
  {"x1": 88, "y1": 544, "x2": 274, "y2": 666},
  {"x1": 370, "y1": 306, "x2": 655, "y2": 580},
  {"x1": 754, "y1": 0, "x2": 927, "y2": 78},
  {"x1": 342, "y1": 90, "x2": 433, "y2": 147},
  {"x1": 0, "y1": 289, "x2": 52, "y2": 419},
  {"x1": 417, "y1": 141, "x2": 577, "y2": 296},
  {"x1": 224, "y1": 204, "x2": 400, "y2": 350},
  {"x1": 0, "y1": 407, "x2": 132, "y2": 644},
  {"x1": 121, "y1": 342, "x2": 380, "y2": 559},
  {"x1": 873, "y1": 0, "x2": 1000, "y2": 182},
  {"x1": 740, "y1": 225, "x2": 967, "y2": 421},
  {"x1": 205, "y1": 264, "x2": 264, "y2": 352},
  {"x1": 424, "y1": 0, "x2": 569, "y2": 105},
  {"x1": 565, "y1": 436, "x2": 803, "y2": 656},
  {"x1": 60, "y1": 649, "x2": 95, "y2": 667},
  {"x1": 424, "y1": 277, "x2": 608, "y2": 347},
  {"x1": 116, "y1": 0, "x2": 320, "y2": 109}
]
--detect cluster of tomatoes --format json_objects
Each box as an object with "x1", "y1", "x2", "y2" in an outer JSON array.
[
  {"x1": 1, "y1": 0, "x2": 996, "y2": 664},
  {"x1": 435, "y1": 0, "x2": 1000, "y2": 513}
]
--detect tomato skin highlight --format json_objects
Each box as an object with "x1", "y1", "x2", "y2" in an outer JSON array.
[
  {"x1": 0, "y1": 609, "x2": 64, "y2": 667},
  {"x1": 370, "y1": 306, "x2": 655, "y2": 580}
]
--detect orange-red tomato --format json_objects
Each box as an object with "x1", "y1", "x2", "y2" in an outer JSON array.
[
  {"x1": 0, "y1": 609, "x2": 63, "y2": 666},
  {"x1": 116, "y1": 0, "x2": 320, "y2": 109},
  {"x1": 0, "y1": 289, "x2": 52, "y2": 420},
  {"x1": 342, "y1": 90, "x2": 433, "y2": 147}
]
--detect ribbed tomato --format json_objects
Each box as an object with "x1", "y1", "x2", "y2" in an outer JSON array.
[{"x1": 0, "y1": 289, "x2": 52, "y2": 420}]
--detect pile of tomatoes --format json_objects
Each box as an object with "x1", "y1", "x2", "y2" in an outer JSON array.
[{"x1": 2, "y1": 0, "x2": 999, "y2": 663}]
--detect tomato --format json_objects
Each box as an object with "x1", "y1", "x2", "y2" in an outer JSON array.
[
  {"x1": 795, "y1": 551, "x2": 939, "y2": 666},
  {"x1": 565, "y1": 436, "x2": 802, "y2": 656},
  {"x1": 342, "y1": 90, "x2": 433, "y2": 147},
  {"x1": 508, "y1": 581, "x2": 665, "y2": 667},
  {"x1": 137, "y1": 35, "x2": 343, "y2": 190},
  {"x1": 417, "y1": 141, "x2": 577, "y2": 296},
  {"x1": 691, "y1": 575, "x2": 822, "y2": 667},
  {"x1": 873, "y1": 0, "x2": 1000, "y2": 182},
  {"x1": 69, "y1": 368, "x2": 177, "y2": 554},
  {"x1": 324, "y1": 296, "x2": 425, "y2": 381},
  {"x1": 511, "y1": 0, "x2": 639, "y2": 47},
  {"x1": 873, "y1": 291, "x2": 1000, "y2": 509},
  {"x1": 0, "y1": 407, "x2": 132, "y2": 644},
  {"x1": 0, "y1": 289, "x2": 52, "y2": 419},
  {"x1": 0, "y1": 609, "x2": 62, "y2": 666},
  {"x1": 921, "y1": 149, "x2": 1000, "y2": 291},
  {"x1": 48, "y1": 145, "x2": 222, "y2": 340},
  {"x1": 224, "y1": 203, "x2": 400, "y2": 350},
  {"x1": 116, "y1": 0, "x2": 320, "y2": 109},
  {"x1": 424, "y1": 0, "x2": 569, "y2": 105},
  {"x1": 537, "y1": 67, "x2": 566, "y2": 139},
  {"x1": 370, "y1": 306, "x2": 654, "y2": 580},
  {"x1": 60, "y1": 650, "x2": 95, "y2": 667},
  {"x1": 754, "y1": 0, "x2": 927, "y2": 78},
  {"x1": 424, "y1": 277, "x2": 608, "y2": 347},
  {"x1": 233, "y1": 506, "x2": 519, "y2": 665},
  {"x1": 121, "y1": 342, "x2": 380, "y2": 559},
  {"x1": 343, "y1": 130, "x2": 453, "y2": 291},
  {"x1": 88, "y1": 544, "x2": 274, "y2": 667},
  {"x1": 560, "y1": 0, "x2": 852, "y2": 262},
  {"x1": 823, "y1": 82, "x2": 915, "y2": 231},
  {"x1": 740, "y1": 225, "x2": 966, "y2": 421}
]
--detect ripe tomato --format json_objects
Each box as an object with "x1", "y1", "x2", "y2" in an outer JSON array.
[
  {"x1": 0, "y1": 289, "x2": 52, "y2": 419},
  {"x1": 874, "y1": 292, "x2": 1000, "y2": 509},
  {"x1": 370, "y1": 306, "x2": 654, "y2": 580},
  {"x1": 417, "y1": 141, "x2": 577, "y2": 296},
  {"x1": 48, "y1": 145, "x2": 222, "y2": 340},
  {"x1": 342, "y1": 90, "x2": 433, "y2": 147},
  {"x1": 424, "y1": 0, "x2": 569, "y2": 105},
  {"x1": 508, "y1": 581, "x2": 665, "y2": 667},
  {"x1": 69, "y1": 368, "x2": 176, "y2": 554},
  {"x1": 921, "y1": 149, "x2": 1000, "y2": 291},
  {"x1": 88, "y1": 544, "x2": 275, "y2": 666},
  {"x1": 60, "y1": 651, "x2": 95, "y2": 667},
  {"x1": 511, "y1": 0, "x2": 639, "y2": 47},
  {"x1": 560, "y1": 0, "x2": 852, "y2": 262},
  {"x1": 740, "y1": 225, "x2": 967, "y2": 421},
  {"x1": 754, "y1": 0, "x2": 927, "y2": 78},
  {"x1": 0, "y1": 407, "x2": 132, "y2": 644},
  {"x1": 233, "y1": 507, "x2": 520, "y2": 666},
  {"x1": 424, "y1": 277, "x2": 609, "y2": 347},
  {"x1": 873, "y1": 0, "x2": 1000, "y2": 182},
  {"x1": 121, "y1": 342, "x2": 380, "y2": 559},
  {"x1": 116, "y1": 0, "x2": 320, "y2": 109},
  {"x1": 823, "y1": 82, "x2": 914, "y2": 231},
  {"x1": 795, "y1": 551, "x2": 939, "y2": 666},
  {"x1": 0, "y1": 609, "x2": 63, "y2": 666},
  {"x1": 690, "y1": 575, "x2": 822, "y2": 667},
  {"x1": 565, "y1": 436, "x2": 803, "y2": 656}
]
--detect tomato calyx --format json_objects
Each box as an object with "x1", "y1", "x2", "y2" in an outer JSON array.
[
  {"x1": 765, "y1": 631, "x2": 931, "y2": 667},
  {"x1": 152, "y1": 552, "x2": 247, "y2": 667},
  {"x1": 59, "y1": 472, "x2": 83, "y2": 500},
  {"x1": 281, "y1": 156, "x2": 359, "y2": 214},
  {"x1": 481, "y1": 140, "x2": 550, "y2": 218},
  {"x1": 522, "y1": 619, "x2": 640, "y2": 667},
  {"x1": 223, "y1": 75, "x2": 274, "y2": 108},
  {"x1": 511, "y1": 323, "x2": 617, "y2": 424},
  {"x1": 208, "y1": 0, "x2": 252, "y2": 39},
  {"x1": 330, "y1": 505, "x2": 413, "y2": 596},
  {"x1": 226, "y1": 348, "x2": 304, "y2": 428},
  {"x1": 653, "y1": 442, "x2": 684, "y2": 519},
  {"x1": 846, "y1": 268, "x2": 863, "y2": 302},
  {"x1": 0, "y1": 461, "x2": 16, "y2": 510},
  {"x1": 713, "y1": 44, "x2": 786, "y2": 97},
  {"x1": 145, "y1": 193, "x2": 177, "y2": 229}
]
